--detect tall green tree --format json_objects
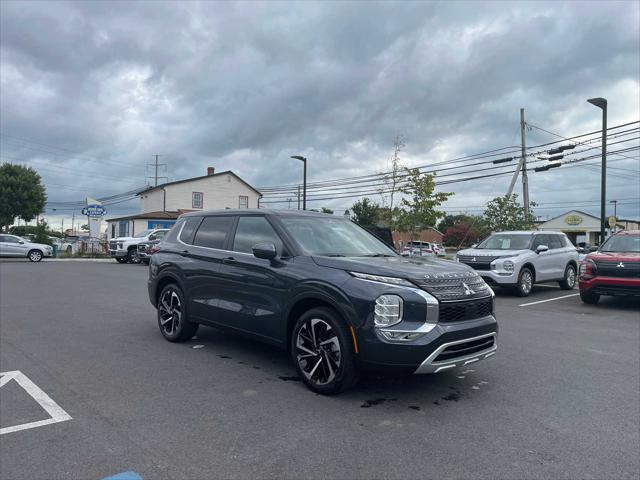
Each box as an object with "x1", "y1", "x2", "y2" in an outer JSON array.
[
  {"x1": 394, "y1": 168, "x2": 454, "y2": 237},
  {"x1": 483, "y1": 194, "x2": 537, "y2": 232},
  {"x1": 0, "y1": 164, "x2": 47, "y2": 232},
  {"x1": 351, "y1": 198, "x2": 380, "y2": 227}
]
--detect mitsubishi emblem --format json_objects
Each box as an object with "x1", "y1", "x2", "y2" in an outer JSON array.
[
  {"x1": 462, "y1": 282, "x2": 475, "y2": 295},
  {"x1": 471, "y1": 257, "x2": 477, "y2": 262},
  {"x1": 617, "y1": 262, "x2": 625, "y2": 268}
]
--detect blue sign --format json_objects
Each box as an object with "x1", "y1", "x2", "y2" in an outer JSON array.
[
  {"x1": 82, "y1": 204, "x2": 107, "y2": 217},
  {"x1": 148, "y1": 220, "x2": 176, "y2": 230}
]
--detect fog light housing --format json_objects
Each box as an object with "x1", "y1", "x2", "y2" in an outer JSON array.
[{"x1": 374, "y1": 295, "x2": 403, "y2": 327}]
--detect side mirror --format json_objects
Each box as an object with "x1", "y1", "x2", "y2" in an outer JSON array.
[
  {"x1": 588, "y1": 246, "x2": 599, "y2": 253},
  {"x1": 148, "y1": 235, "x2": 156, "y2": 241},
  {"x1": 471, "y1": 244, "x2": 477, "y2": 248},
  {"x1": 536, "y1": 245, "x2": 549, "y2": 254},
  {"x1": 18, "y1": 240, "x2": 24, "y2": 244},
  {"x1": 252, "y1": 242, "x2": 277, "y2": 260}
]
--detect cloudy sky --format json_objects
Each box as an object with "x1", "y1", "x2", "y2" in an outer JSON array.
[{"x1": 1, "y1": 0, "x2": 639, "y2": 229}]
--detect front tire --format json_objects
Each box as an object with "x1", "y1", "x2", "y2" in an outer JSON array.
[
  {"x1": 115, "y1": 257, "x2": 128, "y2": 264},
  {"x1": 127, "y1": 249, "x2": 140, "y2": 264},
  {"x1": 291, "y1": 307, "x2": 358, "y2": 395},
  {"x1": 157, "y1": 284, "x2": 198, "y2": 342},
  {"x1": 580, "y1": 290, "x2": 600, "y2": 304},
  {"x1": 559, "y1": 264, "x2": 576, "y2": 290},
  {"x1": 28, "y1": 250, "x2": 43, "y2": 262},
  {"x1": 514, "y1": 267, "x2": 534, "y2": 297}
]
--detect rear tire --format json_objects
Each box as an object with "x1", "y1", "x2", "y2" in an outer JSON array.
[
  {"x1": 559, "y1": 264, "x2": 576, "y2": 290},
  {"x1": 291, "y1": 307, "x2": 358, "y2": 395},
  {"x1": 157, "y1": 284, "x2": 198, "y2": 342},
  {"x1": 28, "y1": 250, "x2": 43, "y2": 262},
  {"x1": 514, "y1": 268, "x2": 534, "y2": 297},
  {"x1": 580, "y1": 290, "x2": 600, "y2": 305},
  {"x1": 115, "y1": 257, "x2": 128, "y2": 264}
]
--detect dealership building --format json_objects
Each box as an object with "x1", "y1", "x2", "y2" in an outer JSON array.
[
  {"x1": 536, "y1": 210, "x2": 637, "y2": 246},
  {"x1": 105, "y1": 168, "x2": 261, "y2": 239}
]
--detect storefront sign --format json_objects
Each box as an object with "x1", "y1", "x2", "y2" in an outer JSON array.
[
  {"x1": 564, "y1": 214, "x2": 583, "y2": 225},
  {"x1": 82, "y1": 204, "x2": 107, "y2": 217},
  {"x1": 608, "y1": 216, "x2": 616, "y2": 228}
]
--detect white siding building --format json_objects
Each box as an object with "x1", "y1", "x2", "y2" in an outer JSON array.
[
  {"x1": 105, "y1": 168, "x2": 261, "y2": 239},
  {"x1": 537, "y1": 210, "x2": 627, "y2": 246}
]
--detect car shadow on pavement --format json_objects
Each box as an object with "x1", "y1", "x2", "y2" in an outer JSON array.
[{"x1": 187, "y1": 324, "x2": 490, "y2": 409}]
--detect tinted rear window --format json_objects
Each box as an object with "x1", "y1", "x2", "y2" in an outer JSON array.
[
  {"x1": 193, "y1": 216, "x2": 234, "y2": 249},
  {"x1": 232, "y1": 216, "x2": 284, "y2": 254},
  {"x1": 178, "y1": 217, "x2": 202, "y2": 244}
]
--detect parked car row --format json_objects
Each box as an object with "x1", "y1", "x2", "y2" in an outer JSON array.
[
  {"x1": 0, "y1": 234, "x2": 53, "y2": 261},
  {"x1": 400, "y1": 240, "x2": 445, "y2": 257}
]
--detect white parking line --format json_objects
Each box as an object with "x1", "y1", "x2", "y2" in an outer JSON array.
[
  {"x1": 0, "y1": 370, "x2": 72, "y2": 435},
  {"x1": 519, "y1": 293, "x2": 579, "y2": 307}
]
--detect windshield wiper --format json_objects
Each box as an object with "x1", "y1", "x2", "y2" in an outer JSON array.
[
  {"x1": 323, "y1": 254, "x2": 347, "y2": 257},
  {"x1": 360, "y1": 253, "x2": 395, "y2": 257}
]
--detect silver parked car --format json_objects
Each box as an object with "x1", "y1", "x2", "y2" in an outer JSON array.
[
  {"x1": 456, "y1": 231, "x2": 579, "y2": 296},
  {"x1": 0, "y1": 234, "x2": 53, "y2": 262}
]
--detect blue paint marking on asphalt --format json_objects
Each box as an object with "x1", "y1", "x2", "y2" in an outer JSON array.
[{"x1": 102, "y1": 472, "x2": 142, "y2": 480}]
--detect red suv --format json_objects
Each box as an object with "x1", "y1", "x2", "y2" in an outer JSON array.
[{"x1": 579, "y1": 230, "x2": 640, "y2": 304}]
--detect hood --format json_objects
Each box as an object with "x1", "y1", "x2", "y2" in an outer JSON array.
[
  {"x1": 113, "y1": 236, "x2": 136, "y2": 242},
  {"x1": 587, "y1": 251, "x2": 640, "y2": 262},
  {"x1": 457, "y1": 248, "x2": 529, "y2": 258},
  {"x1": 311, "y1": 255, "x2": 474, "y2": 278}
]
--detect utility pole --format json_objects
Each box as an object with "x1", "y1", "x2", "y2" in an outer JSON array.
[
  {"x1": 520, "y1": 108, "x2": 530, "y2": 215},
  {"x1": 587, "y1": 97, "x2": 607, "y2": 244},
  {"x1": 506, "y1": 108, "x2": 530, "y2": 213},
  {"x1": 146, "y1": 155, "x2": 167, "y2": 187}
]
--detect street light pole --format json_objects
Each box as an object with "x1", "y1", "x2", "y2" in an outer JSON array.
[
  {"x1": 291, "y1": 156, "x2": 307, "y2": 210},
  {"x1": 587, "y1": 97, "x2": 607, "y2": 244}
]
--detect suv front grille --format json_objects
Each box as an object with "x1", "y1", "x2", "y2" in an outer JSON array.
[
  {"x1": 439, "y1": 297, "x2": 493, "y2": 323},
  {"x1": 108, "y1": 240, "x2": 117, "y2": 250},
  {"x1": 458, "y1": 255, "x2": 499, "y2": 271},
  {"x1": 435, "y1": 336, "x2": 495, "y2": 362},
  {"x1": 594, "y1": 260, "x2": 640, "y2": 279},
  {"x1": 413, "y1": 272, "x2": 492, "y2": 301}
]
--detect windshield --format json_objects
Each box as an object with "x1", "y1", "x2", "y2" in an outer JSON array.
[
  {"x1": 600, "y1": 234, "x2": 640, "y2": 253},
  {"x1": 134, "y1": 229, "x2": 154, "y2": 238},
  {"x1": 477, "y1": 233, "x2": 532, "y2": 250},
  {"x1": 281, "y1": 217, "x2": 397, "y2": 257}
]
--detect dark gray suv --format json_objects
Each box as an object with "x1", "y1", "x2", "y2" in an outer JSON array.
[{"x1": 148, "y1": 210, "x2": 498, "y2": 394}]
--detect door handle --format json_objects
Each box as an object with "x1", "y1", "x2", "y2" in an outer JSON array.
[
  {"x1": 222, "y1": 257, "x2": 237, "y2": 264},
  {"x1": 180, "y1": 250, "x2": 190, "y2": 257}
]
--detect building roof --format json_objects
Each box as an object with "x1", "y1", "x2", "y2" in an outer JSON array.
[
  {"x1": 136, "y1": 170, "x2": 261, "y2": 196},
  {"x1": 106, "y1": 211, "x2": 181, "y2": 222}
]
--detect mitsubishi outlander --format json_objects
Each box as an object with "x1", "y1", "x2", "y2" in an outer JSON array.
[{"x1": 148, "y1": 210, "x2": 498, "y2": 394}]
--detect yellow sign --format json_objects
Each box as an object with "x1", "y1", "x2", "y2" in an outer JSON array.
[
  {"x1": 608, "y1": 216, "x2": 616, "y2": 228},
  {"x1": 565, "y1": 214, "x2": 583, "y2": 225}
]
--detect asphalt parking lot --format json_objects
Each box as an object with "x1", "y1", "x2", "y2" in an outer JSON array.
[{"x1": 1, "y1": 261, "x2": 638, "y2": 480}]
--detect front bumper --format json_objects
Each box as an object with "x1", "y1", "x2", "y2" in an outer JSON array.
[
  {"x1": 580, "y1": 276, "x2": 640, "y2": 296},
  {"x1": 108, "y1": 249, "x2": 128, "y2": 258},
  {"x1": 356, "y1": 314, "x2": 498, "y2": 374},
  {"x1": 477, "y1": 269, "x2": 517, "y2": 286}
]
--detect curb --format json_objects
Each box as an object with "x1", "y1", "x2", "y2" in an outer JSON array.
[{"x1": 46, "y1": 258, "x2": 118, "y2": 263}]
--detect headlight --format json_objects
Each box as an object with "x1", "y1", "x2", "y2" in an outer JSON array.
[
  {"x1": 374, "y1": 294, "x2": 403, "y2": 327},
  {"x1": 350, "y1": 272, "x2": 414, "y2": 287},
  {"x1": 503, "y1": 260, "x2": 514, "y2": 272},
  {"x1": 118, "y1": 243, "x2": 123, "y2": 249}
]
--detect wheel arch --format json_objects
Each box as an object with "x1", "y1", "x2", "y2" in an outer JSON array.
[
  {"x1": 285, "y1": 293, "x2": 355, "y2": 353},
  {"x1": 154, "y1": 272, "x2": 184, "y2": 306},
  {"x1": 520, "y1": 262, "x2": 536, "y2": 282}
]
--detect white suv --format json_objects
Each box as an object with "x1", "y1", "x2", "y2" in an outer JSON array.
[
  {"x1": 456, "y1": 231, "x2": 579, "y2": 296},
  {"x1": 108, "y1": 229, "x2": 169, "y2": 264}
]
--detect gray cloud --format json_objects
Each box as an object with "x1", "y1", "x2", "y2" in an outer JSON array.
[{"x1": 1, "y1": 0, "x2": 638, "y2": 225}]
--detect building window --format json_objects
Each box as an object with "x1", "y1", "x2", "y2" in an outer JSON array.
[
  {"x1": 239, "y1": 196, "x2": 249, "y2": 208},
  {"x1": 118, "y1": 221, "x2": 129, "y2": 237},
  {"x1": 192, "y1": 192, "x2": 203, "y2": 209}
]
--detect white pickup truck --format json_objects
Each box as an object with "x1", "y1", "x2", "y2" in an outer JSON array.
[{"x1": 108, "y1": 229, "x2": 169, "y2": 264}]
